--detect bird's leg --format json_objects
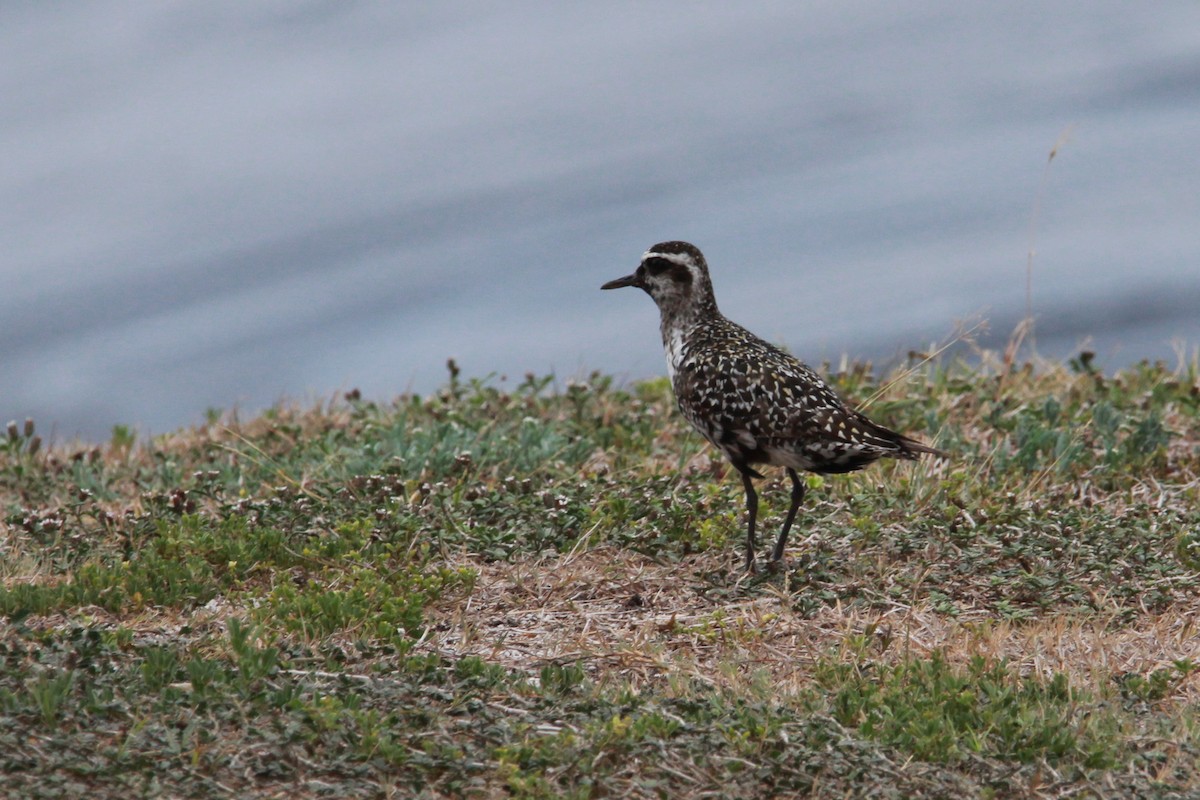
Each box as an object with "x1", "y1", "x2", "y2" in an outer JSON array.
[
  {"x1": 770, "y1": 468, "x2": 806, "y2": 563},
  {"x1": 740, "y1": 471, "x2": 759, "y2": 572}
]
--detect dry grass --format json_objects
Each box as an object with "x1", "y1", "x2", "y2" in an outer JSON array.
[
  {"x1": 2, "y1": 358, "x2": 1199, "y2": 797},
  {"x1": 425, "y1": 545, "x2": 1200, "y2": 706}
]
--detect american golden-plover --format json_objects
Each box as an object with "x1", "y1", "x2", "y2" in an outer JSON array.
[{"x1": 602, "y1": 241, "x2": 944, "y2": 572}]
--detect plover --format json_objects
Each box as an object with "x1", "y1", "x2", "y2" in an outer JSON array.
[{"x1": 602, "y1": 241, "x2": 944, "y2": 572}]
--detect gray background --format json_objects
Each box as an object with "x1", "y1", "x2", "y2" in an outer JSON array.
[{"x1": 4, "y1": 3, "x2": 1199, "y2": 441}]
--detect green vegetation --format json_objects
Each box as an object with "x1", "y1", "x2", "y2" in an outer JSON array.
[{"x1": 2, "y1": 355, "x2": 1199, "y2": 797}]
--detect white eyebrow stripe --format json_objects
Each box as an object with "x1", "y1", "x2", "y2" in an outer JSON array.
[{"x1": 642, "y1": 251, "x2": 693, "y2": 266}]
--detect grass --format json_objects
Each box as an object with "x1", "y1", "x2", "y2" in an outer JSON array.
[{"x1": 1, "y1": 354, "x2": 1199, "y2": 798}]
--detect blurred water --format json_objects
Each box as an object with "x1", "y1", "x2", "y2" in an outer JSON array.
[{"x1": 3, "y1": 2, "x2": 1199, "y2": 441}]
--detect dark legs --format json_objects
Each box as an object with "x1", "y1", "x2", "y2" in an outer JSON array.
[
  {"x1": 770, "y1": 468, "x2": 806, "y2": 563},
  {"x1": 739, "y1": 468, "x2": 807, "y2": 571},
  {"x1": 740, "y1": 471, "x2": 758, "y2": 572}
]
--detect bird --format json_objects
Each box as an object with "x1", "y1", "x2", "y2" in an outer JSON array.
[{"x1": 602, "y1": 241, "x2": 945, "y2": 572}]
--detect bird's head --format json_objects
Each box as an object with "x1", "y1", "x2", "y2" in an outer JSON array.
[{"x1": 601, "y1": 241, "x2": 718, "y2": 319}]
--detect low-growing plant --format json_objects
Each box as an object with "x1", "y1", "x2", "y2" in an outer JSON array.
[{"x1": 0, "y1": 361, "x2": 1198, "y2": 797}]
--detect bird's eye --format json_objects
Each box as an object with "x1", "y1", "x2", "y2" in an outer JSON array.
[{"x1": 643, "y1": 256, "x2": 671, "y2": 275}]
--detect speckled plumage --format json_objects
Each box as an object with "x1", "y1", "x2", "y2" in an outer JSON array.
[{"x1": 602, "y1": 240, "x2": 944, "y2": 571}]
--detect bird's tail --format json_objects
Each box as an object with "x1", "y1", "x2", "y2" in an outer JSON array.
[{"x1": 893, "y1": 433, "x2": 948, "y2": 460}]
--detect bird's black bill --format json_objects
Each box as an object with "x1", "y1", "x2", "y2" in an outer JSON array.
[{"x1": 601, "y1": 273, "x2": 639, "y2": 290}]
